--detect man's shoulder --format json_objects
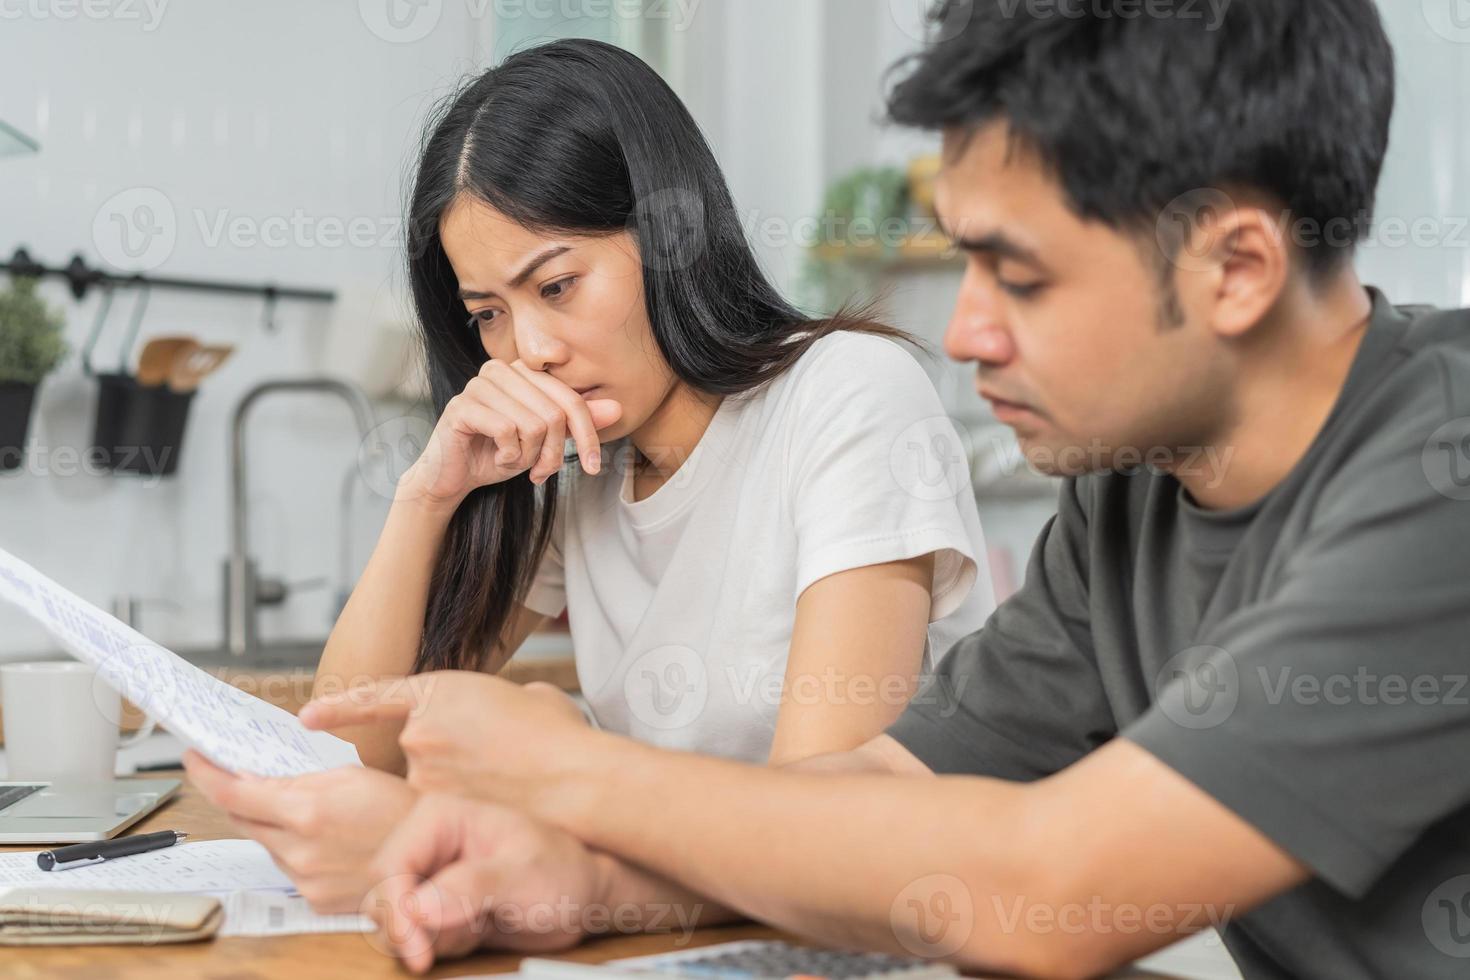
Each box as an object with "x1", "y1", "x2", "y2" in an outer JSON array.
[
  {"x1": 1332, "y1": 300, "x2": 1470, "y2": 454},
  {"x1": 1390, "y1": 302, "x2": 1470, "y2": 411},
  {"x1": 1395, "y1": 301, "x2": 1470, "y2": 348}
]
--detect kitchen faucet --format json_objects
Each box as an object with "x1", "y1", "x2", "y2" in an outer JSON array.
[{"x1": 223, "y1": 378, "x2": 377, "y2": 658}]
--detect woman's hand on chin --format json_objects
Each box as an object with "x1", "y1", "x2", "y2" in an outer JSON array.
[
  {"x1": 397, "y1": 358, "x2": 623, "y2": 509},
  {"x1": 299, "y1": 672, "x2": 600, "y2": 809}
]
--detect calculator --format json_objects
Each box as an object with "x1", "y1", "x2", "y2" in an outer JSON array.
[{"x1": 523, "y1": 940, "x2": 959, "y2": 980}]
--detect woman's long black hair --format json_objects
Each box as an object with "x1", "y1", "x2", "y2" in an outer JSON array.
[{"x1": 407, "y1": 38, "x2": 908, "y2": 673}]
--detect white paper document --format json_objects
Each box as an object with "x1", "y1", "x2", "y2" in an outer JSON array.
[
  {"x1": 219, "y1": 890, "x2": 374, "y2": 936},
  {"x1": 0, "y1": 839, "x2": 293, "y2": 896},
  {"x1": 0, "y1": 546, "x2": 360, "y2": 777}
]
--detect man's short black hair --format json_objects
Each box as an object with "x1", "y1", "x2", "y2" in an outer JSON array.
[{"x1": 888, "y1": 0, "x2": 1396, "y2": 279}]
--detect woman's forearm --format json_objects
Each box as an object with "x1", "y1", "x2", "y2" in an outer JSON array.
[{"x1": 314, "y1": 477, "x2": 460, "y2": 771}]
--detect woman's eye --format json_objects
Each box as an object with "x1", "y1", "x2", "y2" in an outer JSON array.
[
  {"x1": 466, "y1": 309, "x2": 500, "y2": 331},
  {"x1": 541, "y1": 276, "x2": 578, "y2": 301}
]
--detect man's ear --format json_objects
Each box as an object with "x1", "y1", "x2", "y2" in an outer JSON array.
[
  {"x1": 1162, "y1": 190, "x2": 1289, "y2": 340},
  {"x1": 1200, "y1": 204, "x2": 1290, "y2": 340}
]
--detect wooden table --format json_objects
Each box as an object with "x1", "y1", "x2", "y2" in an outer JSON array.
[
  {"x1": 1, "y1": 779, "x2": 1180, "y2": 980},
  {"x1": 0, "y1": 775, "x2": 793, "y2": 979}
]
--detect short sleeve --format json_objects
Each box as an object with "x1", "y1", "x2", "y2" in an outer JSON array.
[
  {"x1": 886, "y1": 477, "x2": 1119, "y2": 778},
  {"x1": 786, "y1": 334, "x2": 984, "y2": 622},
  {"x1": 1125, "y1": 364, "x2": 1470, "y2": 897},
  {"x1": 523, "y1": 486, "x2": 568, "y2": 618}
]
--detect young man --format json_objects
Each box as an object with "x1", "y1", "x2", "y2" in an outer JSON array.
[{"x1": 214, "y1": 0, "x2": 1470, "y2": 975}]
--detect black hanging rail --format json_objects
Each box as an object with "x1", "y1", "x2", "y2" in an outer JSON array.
[{"x1": 0, "y1": 246, "x2": 336, "y2": 306}]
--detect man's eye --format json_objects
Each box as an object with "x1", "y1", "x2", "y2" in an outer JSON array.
[
  {"x1": 542, "y1": 276, "x2": 578, "y2": 301},
  {"x1": 998, "y1": 280, "x2": 1044, "y2": 300}
]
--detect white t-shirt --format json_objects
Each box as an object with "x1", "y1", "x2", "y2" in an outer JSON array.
[{"x1": 524, "y1": 331, "x2": 995, "y2": 762}]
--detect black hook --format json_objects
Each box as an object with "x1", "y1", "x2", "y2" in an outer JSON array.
[
  {"x1": 5, "y1": 247, "x2": 43, "y2": 280},
  {"x1": 116, "y1": 281, "x2": 152, "y2": 374},
  {"x1": 64, "y1": 253, "x2": 101, "y2": 301},
  {"x1": 80, "y1": 283, "x2": 116, "y2": 378}
]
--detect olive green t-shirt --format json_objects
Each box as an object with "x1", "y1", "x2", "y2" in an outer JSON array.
[{"x1": 888, "y1": 289, "x2": 1470, "y2": 977}]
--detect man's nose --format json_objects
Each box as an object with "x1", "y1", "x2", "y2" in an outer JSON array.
[{"x1": 944, "y1": 273, "x2": 1015, "y2": 366}]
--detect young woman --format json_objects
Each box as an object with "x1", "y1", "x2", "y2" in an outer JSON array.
[
  {"x1": 313, "y1": 38, "x2": 995, "y2": 772},
  {"x1": 190, "y1": 37, "x2": 993, "y2": 911}
]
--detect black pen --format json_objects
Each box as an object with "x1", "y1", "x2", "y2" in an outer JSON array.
[
  {"x1": 37, "y1": 830, "x2": 188, "y2": 871},
  {"x1": 132, "y1": 761, "x2": 185, "y2": 772}
]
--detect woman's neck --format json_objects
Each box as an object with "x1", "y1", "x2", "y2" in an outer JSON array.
[{"x1": 629, "y1": 382, "x2": 723, "y2": 485}]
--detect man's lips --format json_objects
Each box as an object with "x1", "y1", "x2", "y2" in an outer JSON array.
[
  {"x1": 979, "y1": 388, "x2": 1041, "y2": 422},
  {"x1": 979, "y1": 387, "x2": 1026, "y2": 410}
]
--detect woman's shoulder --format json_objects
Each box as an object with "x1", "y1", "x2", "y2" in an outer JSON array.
[
  {"x1": 766, "y1": 328, "x2": 928, "y2": 397},
  {"x1": 721, "y1": 328, "x2": 948, "y2": 459},
  {"x1": 799, "y1": 327, "x2": 920, "y2": 370},
  {"x1": 773, "y1": 328, "x2": 938, "y2": 407}
]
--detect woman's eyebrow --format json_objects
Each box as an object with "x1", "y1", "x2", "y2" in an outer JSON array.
[
  {"x1": 457, "y1": 245, "x2": 573, "y2": 300},
  {"x1": 508, "y1": 245, "x2": 572, "y2": 288}
]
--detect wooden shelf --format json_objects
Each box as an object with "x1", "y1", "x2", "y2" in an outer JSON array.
[{"x1": 811, "y1": 229, "x2": 961, "y2": 268}]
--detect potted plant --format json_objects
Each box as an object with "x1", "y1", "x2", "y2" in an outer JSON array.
[
  {"x1": 798, "y1": 166, "x2": 916, "y2": 313},
  {"x1": 0, "y1": 276, "x2": 67, "y2": 470}
]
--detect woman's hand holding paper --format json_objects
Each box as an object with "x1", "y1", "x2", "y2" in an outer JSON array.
[{"x1": 182, "y1": 750, "x2": 418, "y2": 913}]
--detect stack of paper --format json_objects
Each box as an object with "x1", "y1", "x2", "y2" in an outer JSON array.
[
  {"x1": 219, "y1": 890, "x2": 373, "y2": 937},
  {"x1": 0, "y1": 840, "x2": 375, "y2": 937}
]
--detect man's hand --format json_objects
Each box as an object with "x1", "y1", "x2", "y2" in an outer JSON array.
[
  {"x1": 183, "y1": 750, "x2": 417, "y2": 912},
  {"x1": 364, "y1": 793, "x2": 613, "y2": 973},
  {"x1": 299, "y1": 672, "x2": 602, "y2": 807}
]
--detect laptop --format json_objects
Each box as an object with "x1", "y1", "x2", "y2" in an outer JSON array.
[{"x1": 0, "y1": 779, "x2": 180, "y2": 844}]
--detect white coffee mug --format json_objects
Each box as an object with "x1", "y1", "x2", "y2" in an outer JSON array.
[{"x1": 1, "y1": 661, "x2": 158, "y2": 782}]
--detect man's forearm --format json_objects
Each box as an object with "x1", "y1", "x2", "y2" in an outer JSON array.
[
  {"x1": 592, "y1": 850, "x2": 745, "y2": 938},
  {"x1": 539, "y1": 736, "x2": 1045, "y2": 975},
  {"x1": 578, "y1": 743, "x2": 907, "y2": 941}
]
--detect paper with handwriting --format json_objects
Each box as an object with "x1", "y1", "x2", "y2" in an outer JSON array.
[
  {"x1": 0, "y1": 839, "x2": 293, "y2": 895},
  {"x1": 0, "y1": 547, "x2": 360, "y2": 776}
]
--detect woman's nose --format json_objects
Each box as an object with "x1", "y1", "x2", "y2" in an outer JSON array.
[{"x1": 513, "y1": 318, "x2": 571, "y2": 372}]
